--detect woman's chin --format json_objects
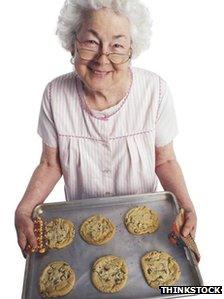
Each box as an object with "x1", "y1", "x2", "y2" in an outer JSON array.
[
  {"x1": 86, "y1": 74, "x2": 113, "y2": 91},
  {"x1": 88, "y1": 82, "x2": 111, "y2": 92}
]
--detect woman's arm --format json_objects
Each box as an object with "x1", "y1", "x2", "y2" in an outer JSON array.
[
  {"x1": 155, "y1": 142, "x2": 197, "y2": 238},
  {"x1": 15, "y1": 143, "x2": 62, "y2": 254}
]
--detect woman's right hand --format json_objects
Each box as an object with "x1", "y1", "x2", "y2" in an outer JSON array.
[{"x1": 15, "y1": 210, "x2": 38, "y2": 258}]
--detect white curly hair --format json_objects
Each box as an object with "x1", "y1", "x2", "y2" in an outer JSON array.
[{"x1": 56, "y1": 0, "x2": 153, "y2": 59}]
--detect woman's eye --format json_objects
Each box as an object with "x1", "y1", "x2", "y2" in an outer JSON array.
[
  {"x1": 86, "y1": 40, "x2": 98, "y2": 45},
  {"x1": 113, "y1": 44, "x2": 123, "y2": 48}
]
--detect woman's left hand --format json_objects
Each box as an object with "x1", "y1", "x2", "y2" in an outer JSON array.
[{"x1": 181, "y1": 208, "x2": 197, "y2": 239}]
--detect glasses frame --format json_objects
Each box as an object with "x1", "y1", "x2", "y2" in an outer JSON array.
[{"x1": 75, "y1": 38, "x2": 132, "y2": 65}]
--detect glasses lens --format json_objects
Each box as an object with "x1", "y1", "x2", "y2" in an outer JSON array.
[
  {"x1": 78, "y1": 48, "x2": 130, "y2": 64},
  {"x1": 109, "y1": 53, "x2": 130, "y2": 64},
  {"x1": 78, "y1": 49, "x2": 97, "y2": 60}
]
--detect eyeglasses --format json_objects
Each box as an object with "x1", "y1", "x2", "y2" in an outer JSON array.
[{"x1": 75, "y1": 38, "x2": 132, "y2": 65}]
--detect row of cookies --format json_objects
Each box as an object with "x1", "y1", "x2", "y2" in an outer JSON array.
[
  {"x1": 44, "y1": 205, "x2": 159, "y2": 249},
  {"x1": 39, "y1": 251, "x2": 181, "y2": 297},
  {"x1": 38, "y1": 205, "x2": 180, "y2": 297}
]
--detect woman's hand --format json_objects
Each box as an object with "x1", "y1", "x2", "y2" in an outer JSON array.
[
  {"x1": 14, "y1": 144, "x2": 62, "y2": 257},
  {"x1": 15, "y1": 210, "x2": 38, "y2": 258},
  {"x1": 181, "y1": 208, "x2": 197, "y2": 239}
]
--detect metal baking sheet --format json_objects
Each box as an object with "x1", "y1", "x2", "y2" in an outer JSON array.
[{"x1": 22, "y1": 192, "x2": 203, "y2": 299}]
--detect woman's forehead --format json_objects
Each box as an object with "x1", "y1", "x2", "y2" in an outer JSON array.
[
  {"x1": 81, "y1": 28, "x2": 129, "y2": 40},
  {"x1": 79, "y1": 8, "x2": 131, "y2": 39}
]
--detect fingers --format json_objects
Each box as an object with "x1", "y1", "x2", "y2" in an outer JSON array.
[
  {"x1": 18, "y1": 231, "x2": 28, "y2": 259},
  {"x1": 18, "y1": 229, "x2": 37, "y2": 258},
  {"x1": 16, "y1": 217, "x2": 38, "y2": 257},
  {"x1": 18, "y1": 231, "x2": 27, "y2": 250},
  {"x1": 181, "y1": 218, "x2": 193, "y2": 237},
  {"x1": 181, "y1": 211, "x2": 197, "y2": 238},
  {"x1": 26, "y1": 227, "x2": 38, "y2": 249},
  {"x1": 21, "y1": 248, "x2": 27, "y2": 259},
  {"x1": 191, "y1": 226, "x2": 196, "y2": 239}
]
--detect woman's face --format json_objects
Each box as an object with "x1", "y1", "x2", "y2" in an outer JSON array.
[{"x1": 74, "y1": 8, "x2": 132, "y2": 92}]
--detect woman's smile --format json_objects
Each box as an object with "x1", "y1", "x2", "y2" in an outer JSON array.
[{"x1": 87, "y1": 66, "x2": 112, "y2": 78}]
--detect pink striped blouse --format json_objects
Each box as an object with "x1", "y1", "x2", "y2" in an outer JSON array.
[{"x1": 37, "y1": 67, "x2": 178, "y2": 201}]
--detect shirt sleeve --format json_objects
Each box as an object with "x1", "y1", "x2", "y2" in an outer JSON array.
[
  {"x1": 155, "y1": 78, "x2": 179, "y2": 147},
  {"x1": 37, "y1": 82, "x2": 58, "y2": 148}
]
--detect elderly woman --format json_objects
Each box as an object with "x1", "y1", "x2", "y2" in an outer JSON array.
[{"x1": 15, "y1": 0, "x2": 196, "y2": 255}]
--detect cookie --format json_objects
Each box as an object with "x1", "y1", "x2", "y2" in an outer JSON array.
[
  {"x1": 92, "y1": 255, "x2": 128, "y2": 293},
  {"x1": 39, "y1": 261, "x2": 75, "y2": 297},
  {"x1": 124, "y1": 206, "x2": 159, "y2": 235},
  {"x1": 45, "y1": 218, "x2": 75, "y2": 249},
  {"x1": 80, "y1": 214, "x2": 115, "y2": 245},
  {"x1": 141, "y1": 251, "x2": 181, "y2": 288}
]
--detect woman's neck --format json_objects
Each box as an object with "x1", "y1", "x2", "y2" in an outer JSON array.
[{"x1": 82, "y1": 68, "x2": 132, "y2": 111}]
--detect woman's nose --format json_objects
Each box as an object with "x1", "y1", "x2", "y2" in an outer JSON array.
[
  {"x1": 95, "y1": 52, "x2": 111, "y2": 65},
  {"x1": 94, "y1": 44, "x2": 111, "y2": 65}
]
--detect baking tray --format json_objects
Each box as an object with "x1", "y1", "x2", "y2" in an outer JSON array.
[{"x1": 22, "y1": 191, "x2": 203, "y2": 299}]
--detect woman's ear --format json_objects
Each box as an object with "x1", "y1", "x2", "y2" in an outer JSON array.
[
  {"x1": 70, "y1": 49, "x2": 76, "y2": 65},
  {"x1": 71, "y1": 49, "x2": 75, "y2": 57},
  {"x1": 71, "y1": 38, "x2": 76, "y2": 57},
  {"x1": 71, "y1": 41, "x2": 77, "y2": 57}
]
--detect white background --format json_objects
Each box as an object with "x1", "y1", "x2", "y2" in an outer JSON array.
[{"x1": 0, "y1": 0, "x2": 223, "y2": 297}]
